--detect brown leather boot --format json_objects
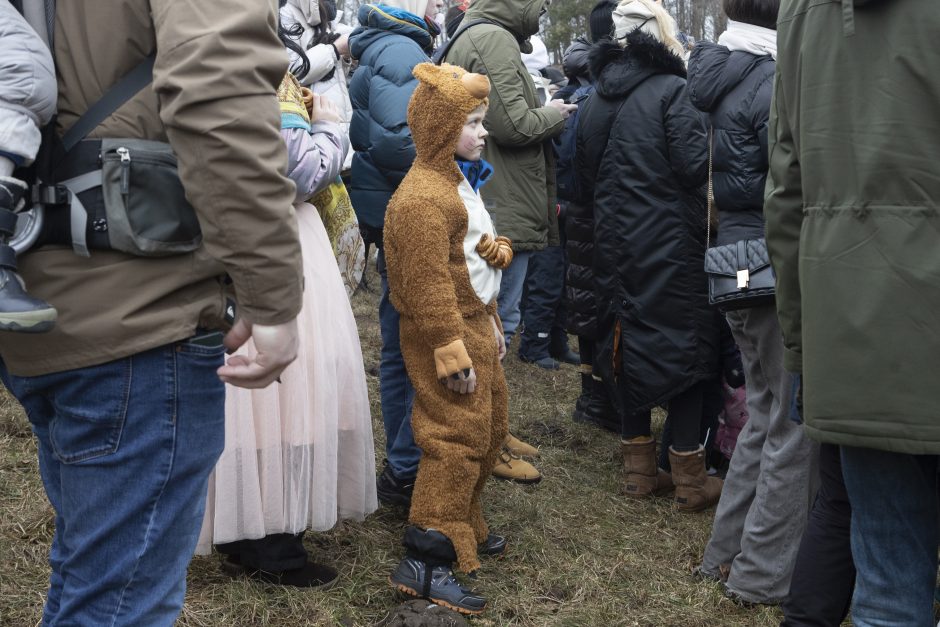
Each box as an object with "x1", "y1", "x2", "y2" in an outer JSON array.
[
  {"x1": 668, "y1": 446, "x2": 723, "y2": 512},
  {"x1": 620, "y1": 437, "x2": 674, "y2": 497}
]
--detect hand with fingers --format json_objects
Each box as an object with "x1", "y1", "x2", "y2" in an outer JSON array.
[
  {"x1": 491, "y1": 315, "x2": 506, "y2": 361},
  {"x1": 546, "y1": 98, "x2": 578, "y2": 120},
  {"x1": 443, "y1": 367, "x2": 477, "y2": 394},
  {"x1": 217, "y1": 317, "x2": 299, "y2": 389}
]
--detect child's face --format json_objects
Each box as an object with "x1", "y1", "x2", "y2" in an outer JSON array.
[{"x1": 455, "y1": 106, "x2": 488, "y2": 161}]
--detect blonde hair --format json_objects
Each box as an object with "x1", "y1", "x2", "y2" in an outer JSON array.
[{"x1": 615, "y1": 0, "x2": 686, "y2": 59}]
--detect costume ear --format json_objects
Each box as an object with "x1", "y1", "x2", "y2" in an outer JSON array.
[
  {"x1": 412, "y1": 62, "x2": 442, "y2": 84},
  {"x1": 461, "y1": 73, "x2": 490, "y2": 99}
]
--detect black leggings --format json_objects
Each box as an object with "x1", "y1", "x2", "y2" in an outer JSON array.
[
  {"x1": 621, "y1": 380, "x2": 705, "y2": 451},
  {"x1": 781, "y1": 443, "x2": 855, "y2": 627}
]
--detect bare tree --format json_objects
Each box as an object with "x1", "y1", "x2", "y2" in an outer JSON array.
[{"x1": 663, "y1": 0, "x2": 727, "y2": 41}]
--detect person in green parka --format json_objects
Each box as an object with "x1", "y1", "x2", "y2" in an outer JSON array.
[
  {"x1": 765, "y1": 0, "x2": 940, "y2": 623},
  {"x1": 439, "y1": 0, "x2": 576, "y2": 345}
]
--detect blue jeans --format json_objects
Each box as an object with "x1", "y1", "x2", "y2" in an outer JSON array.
[
  {"x1": 840, "y1": 446, "x2": 938, "y2": 627},
  {"x1": 2, "y1": 335, "x2": 226, "y2": 626},
  {"x1": 377, "y1": 249, "x2": 420, "y2": 480},
  {"x1": 496, "y1": 250, "x2": 532, "y2": 342}
]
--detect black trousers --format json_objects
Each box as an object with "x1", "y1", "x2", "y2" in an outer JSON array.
[
  {"x1": 622, "y1": 380, "x2": 707, "y2": 451},
  {"x1": 780, "y1": 443, "x2": 855, "y2": 627},
  {"x1": 216, "y1": 532, "x2": 308, "y2": 572},
  {"x1": 518, "y1": 245, "x2": 567, "y2": 360}
]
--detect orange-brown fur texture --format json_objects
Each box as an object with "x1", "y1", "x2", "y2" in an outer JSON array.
[{"x1": 383, "y1": 63, "x2": 510, "y2": 573}]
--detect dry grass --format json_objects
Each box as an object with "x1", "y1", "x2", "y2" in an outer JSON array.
[{"x1": 0, "y1": 263, "x2": 785, "y2": 626}]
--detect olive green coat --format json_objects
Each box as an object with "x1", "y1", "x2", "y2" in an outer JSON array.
[
  {"x1": 441, "y1": 0, "x2": 564, "y2": 250},
  {"x1": 766, "y1": 0, "x2": 940, "y2": 453}
]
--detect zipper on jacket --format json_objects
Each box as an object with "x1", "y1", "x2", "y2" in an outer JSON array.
[{"x1": 117, "y1": 147, "x2": 131, "y2": 195}]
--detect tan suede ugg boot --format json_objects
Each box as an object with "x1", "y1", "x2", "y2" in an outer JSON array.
[
  {"x1": 668, "y1": 446, "x2": 723, "y2": 512},
  {"x1": 491, "y1": 449, "x2": 542, "y2": 484},
  {"x1": 621, "y1": 436, "x2": 674, "y2": 497},
  {"x1": 504, "y1": 433, "x2": 539, "y2": 459}
]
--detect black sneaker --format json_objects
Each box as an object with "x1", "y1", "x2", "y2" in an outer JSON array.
[
  {"x1": 246, "y1": 560, "x2": 339, "y2": 589},
  {"x1": 377, "y1": 461, "x2": 415, "y2": 509},
  {"x1": 478, "y1": 533, "x2": 507, "y2": 557},
  {"x1": 389, "y1": 557, "x2": 487, "y2": 615}
]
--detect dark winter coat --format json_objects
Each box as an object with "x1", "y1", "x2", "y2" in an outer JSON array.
[
  {"x1": 556, "y1": 38, "x2": 599, "y2": 338},
  {"x1": 441, "y1": 0, "x2": 566, "y2": 251},
  {"x1": 348, "y1": 4, "x2": 432, "y2": 234},
  {"x1": 577, "y1": 31, "x2": 717, "y2": 413},
  {"x1": 687, "y1": 42, "x2": 774, "y2": 246},
  {"x1": 767, "y1": 0, "x2": 940, "y2": 453}
]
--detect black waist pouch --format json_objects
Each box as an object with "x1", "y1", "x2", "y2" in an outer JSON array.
[{"x1": 37, "y1": 138, "x2": 202, "y2": 257}]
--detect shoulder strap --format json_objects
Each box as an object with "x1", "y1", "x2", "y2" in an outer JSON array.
[
  {"x1": 17, "y1": 0, "x2": 156, "y2": 153},
  {"x1": 432, "y1": 18, "x2": 495, "y2": 64},
  {"x1": 61, "y1": 55, "x2": 156, "y2": 152},
  {"x1": 706, "y1": 127, "x2": 715, "y2": 245}
]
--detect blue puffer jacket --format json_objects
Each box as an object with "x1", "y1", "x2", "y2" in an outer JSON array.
[{"x1": 348, "y1": 4, "x2": 432, "y2": 237}]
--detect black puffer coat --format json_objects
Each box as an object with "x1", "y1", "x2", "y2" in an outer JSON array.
[
  {"x1": 687, "y1": 42, "x2": 774, "y2": 246},
  {"x1": 558, "y1": 37, "x2": 599, "y2": 338},
  {"x1": 577, "y1": 31, "x2": 718, "y2": 413}
]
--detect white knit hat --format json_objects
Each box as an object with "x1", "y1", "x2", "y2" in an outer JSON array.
[{"x1": 612, "y1": 0, "x2": 660, "y2": 41}]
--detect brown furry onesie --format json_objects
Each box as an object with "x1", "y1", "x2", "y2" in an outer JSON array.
[{"x1": 383, "y1": 63, "x2": 512, "y2": 574}]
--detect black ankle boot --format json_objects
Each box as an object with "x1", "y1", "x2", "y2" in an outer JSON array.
[
  {"x1": 0, "y1": 178, "x2": 56, "y2": 332},
  {"x1": 583, "y1": 376, "x2": 619, "y2": 433},
  {"x1": 390, "y1": 527, "x2": 487, "y2": 615},
  {"x1": 572, "y1": 372, "x2": 592, "y2": 422},
  {"x1": 376, "y1": 460, "x2": 415, "y2": 509}
]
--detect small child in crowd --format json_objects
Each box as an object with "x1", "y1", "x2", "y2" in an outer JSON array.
[
  {"x1": 382, "y1": 62, "x2": 513, "y2": 615},
  {"x1": 0, "y1": 3, "x2": 57, "y2": 331}
]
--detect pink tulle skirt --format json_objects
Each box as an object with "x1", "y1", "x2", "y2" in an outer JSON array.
[{"x1": 196, "y1": 202, "x2": 377, "y2": 552}]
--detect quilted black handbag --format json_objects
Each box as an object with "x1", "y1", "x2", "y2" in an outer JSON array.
[{"x1": 703, "y1": 129, "x2": 775, "y2": 311}]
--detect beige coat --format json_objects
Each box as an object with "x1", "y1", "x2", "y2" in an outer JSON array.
[{"x1": 0, "y1": 0, "x2": 304, "y2": 376}]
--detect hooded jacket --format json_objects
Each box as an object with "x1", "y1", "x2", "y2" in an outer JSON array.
[
  {"x1": 441, "y1": 0, "x2": 565, "y2": 251},
  {"x1": 348, "y1": 4, "x2": 432, "y2": 235},
  {"x1": 0, "y1": 0, "x2": 303, "y2": 376},
  {"x1": 578, "y1": 31, "x2": 716, "y2": 413},
  {"x1": 687, "y1": 42, "x2": 774, "y2": 246},
  {"x1": 279, "y1": 2, "x2": 354, "y2": 169},
  {"x1": 766, "y1": 0, "x2": 940, "y2": 453}
]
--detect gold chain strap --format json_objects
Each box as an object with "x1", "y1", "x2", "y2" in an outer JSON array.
[{"x1": 706, "y1": 126, "x2": 714, "y2": 246}]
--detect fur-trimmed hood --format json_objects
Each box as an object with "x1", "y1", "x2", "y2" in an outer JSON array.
[{"x1": 589, "y1": 29, "x2": 686, "y2": 99}]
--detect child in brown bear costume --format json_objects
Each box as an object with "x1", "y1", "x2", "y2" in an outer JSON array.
[{"x1": 384, "y1": 62, "x2": 513, "y2": 615}]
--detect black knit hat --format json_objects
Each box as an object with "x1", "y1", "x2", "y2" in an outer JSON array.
[{"x1": 589, "y1": 0, "x2": 618, "y2": 42}]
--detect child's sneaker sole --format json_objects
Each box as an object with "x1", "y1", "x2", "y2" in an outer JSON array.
[
  {"x1": 389, "y1": 578, "x2": 486, "y2": 616},
  {"x1": 0, "y1": 308, "x2": 57, "y2": 333}
]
